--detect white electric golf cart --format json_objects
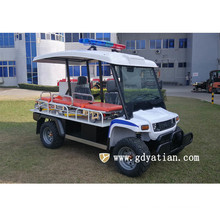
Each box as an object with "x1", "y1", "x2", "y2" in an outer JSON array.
[{"x1": 32, "y1": 38, "x2": 193, "y2": 177}]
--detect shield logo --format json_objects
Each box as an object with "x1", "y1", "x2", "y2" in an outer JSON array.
[{"x1": 99, "y1": 153, "x2": 110, "y2": 163}]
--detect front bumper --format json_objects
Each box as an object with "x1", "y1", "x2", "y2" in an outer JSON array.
[{"x1": 155, "y1": 127, "x2": 193, "y2": 155}]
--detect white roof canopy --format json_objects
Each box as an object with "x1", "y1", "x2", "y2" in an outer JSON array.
[{"x1": 33, "y1": 50, "x2": 157, "y2": 68}]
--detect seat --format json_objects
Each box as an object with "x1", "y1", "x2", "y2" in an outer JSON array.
[
  {"x1": 74, "y1": 76, "x2": 93, "y2": 101},
  {"x1": 105, "y1": 80, "x2": 120, "y2": 105}
]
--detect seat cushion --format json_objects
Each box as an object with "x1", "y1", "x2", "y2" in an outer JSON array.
[
  {"x1": 53, "y1": 97, "x2": 90, "y2": 107},
  {"x1": 40, "y1": 96, "x2": 51, "y2": 102},
  {"x1": 44, "y1": 95, "x2": 122, "y2": 112},
  {"x1": 84, "y1": 102, "x2": 122, "y2": 112},
  {"x1": 53, "y1": 96, "x2": 73, "y2": 105}
]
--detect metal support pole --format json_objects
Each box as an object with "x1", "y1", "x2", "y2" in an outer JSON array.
[
  {"x1": 65, "y1": 59, "x2": 72, "y2": 96},
  {"x1": 86, "y1": 60, "x2": 91, "y2": 89},
  {"x1": 99, "y1": 61, "x2": 104, "y2": 103}
]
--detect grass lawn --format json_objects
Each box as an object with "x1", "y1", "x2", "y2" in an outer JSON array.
[{"x1": 0, "y1": 97, "x2": 219, "y2": 183}]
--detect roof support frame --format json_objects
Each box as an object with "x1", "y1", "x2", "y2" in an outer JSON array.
[{"x1": 65, "y1": 59, "x2": 72, "y2": 96}]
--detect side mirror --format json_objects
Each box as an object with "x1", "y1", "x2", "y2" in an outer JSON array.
[{"x1": 159, "y1": 80, "x2": 163, "y2": 89}]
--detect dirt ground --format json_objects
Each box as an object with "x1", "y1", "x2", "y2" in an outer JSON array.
[{"x1": 0, "y1": 88, "x2": 42, "y2": 100}]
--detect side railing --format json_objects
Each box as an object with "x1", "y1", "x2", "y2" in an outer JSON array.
[
  {"x1": 40, "y1": 91, "x2": 52, "y2": 100},
  {"x1": 35, "y1": 93, "x2": 106, "y2": 125}
]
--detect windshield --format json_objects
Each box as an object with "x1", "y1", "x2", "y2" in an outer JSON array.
[{"x1": 114, "y1": 65, "x2": 164, "y2": 114}]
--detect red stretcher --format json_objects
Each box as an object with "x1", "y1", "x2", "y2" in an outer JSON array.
[{"x1": 40, "y1": 95, "x2": 122, "y2": 112}]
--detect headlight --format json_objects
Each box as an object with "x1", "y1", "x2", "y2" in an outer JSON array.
[
  {"x1": 152, "y1": 123, "x2": 157, "y2": 131},
  {"x1": 171, "y1": 118, "x2": 176, "y2": 125}
]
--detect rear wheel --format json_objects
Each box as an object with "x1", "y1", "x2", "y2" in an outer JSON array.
[
  {"x1": 113, "y1": 137, "x2": 151, "y2": 177},
  {"x1": 40, "y1": 121, "x2": 64, "y2": 149}
]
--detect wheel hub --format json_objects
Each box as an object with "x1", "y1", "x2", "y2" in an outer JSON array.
[
  {"x1": 43, "y1": 127, "x2": 54, "y2": 144},
  {"x1": 118, "y1": 147, "x2": 137, "y2": 170}
]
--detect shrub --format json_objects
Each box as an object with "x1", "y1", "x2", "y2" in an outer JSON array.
[
  {"x1": 18, "y1": 83, "x2": 59, "y2": 92},
  {"x1": 91, "y1": 88, "x2": 107, "y2": 100}
]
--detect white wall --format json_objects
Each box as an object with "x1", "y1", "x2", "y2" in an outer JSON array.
[
  {"x1": 0, "y1": 77, "x2": 17, "y2": 86},
  {"x1": 0, "y1": 48, "x2": 17, "y2": 86},
  {"x1": 37, "y1": 39, "x2": 66, "y2": 86},
  {"x1": 15, "y1": 34, "x2": 27, "y2": 84}
]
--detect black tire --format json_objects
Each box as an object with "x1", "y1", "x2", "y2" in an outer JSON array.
[
  {"x1": 40, "y1": 121, "x2": 64, "y2": 149},
  {"x1": 113, "y1": 137, "x2": 151, "y2": 177}
]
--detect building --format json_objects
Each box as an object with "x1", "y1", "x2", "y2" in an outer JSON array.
[
  {"x1": 0, "y1": 33, "x2": 65, "y2": 86},
  {"x1": 0, "y1": 33, "x2": 117, "y2": 87},
  {"x1": 117, "y1": 33, "x2": 220, "y2": 85},
  {"x1": 0, "y1": 33, "x2": 219, "y2": 87}
]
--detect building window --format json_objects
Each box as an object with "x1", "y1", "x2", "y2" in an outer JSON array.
[
  {"x1": 163, "y1": 39, "x2": 175, "y2": 48},
  {"x1": 162, "y1": 63, "x2": 168, "y2": 68},
  {"x1": 0, "y1": 61, "x2": 16, "y2": 77},
  {"x1": 65, "y1": 33, "x2": 109, "y2": 42},
  {"x1": 40, "y1": 33, "x2": 46, "y2": 40},
  {"x1": 51, "y1": 34, "x2": 55, "y2": 40},
  {"x1": 25, "y1": 33, "x2": 38, "y2": 84},
  {"x1": 74, "y1": 66, "x2": 80, "y2": 76},
  {"x1": 150, "y1": 39, "x2": 162, "y2": 49},
  {"x1": 162, "y1": 63, "x2": 174, "y2": 68},
  {"x1": 179, "y1": 38, "x2": 187, "y2": 48},
  {"x1": 65, "y1": 33, "x2": 93, "y2": 42},
  {"x1": 178, "y1": 62, "x2": 187, "y2": 68},
  {"x1": 82, "y1": 33, "x2": 91, "y2": 39},
  {"x1": 96, "y1": 33, "x2": 110, "y2": 41},
  {"x1": 96, "y1": 63, "x2": 111, "y2": 76},
  {"x1": 169, "y1": 39, "x2": 175, "y2": 48},
  {"x1": 103, "y1": 65, "x2": 111, "y2": 76},
  {"x1": 40, "y1": 33, "x2": 64, "y2": 42},
  {"x1": 126, "y1": 40, "x2": 135, "y2": 49},
  {"x1": 136, "y1": 40, "x2": 146, "y2": 49},
  {"x1": 168, "y1": 63, "x2": 174, "y2": 68},
  {"x1": 73, "y1": 33, "x2": 79, "y2": 42},
  {"x1": 104, "y1": 33, "x2": 110, "y2": 41},
  {"x1": 81, "y1": 66, "x2": 87, "y2": 76},
  {"x1": 96, "y1": 33, "x2": 102, "y2": 40},
  {"x1": 69, "y1": 66, "x2": 73, "y2": 77},
  {"x1": 0, "y1": 33, "x2": 15, "y2": 48},
  {"x1": 65, "y1": 33, "x2": 72, "y2": 42}
]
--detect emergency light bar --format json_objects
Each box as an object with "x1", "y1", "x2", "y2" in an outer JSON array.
[{"x1": 79, "y1": 38, "x2": 126, "y2": 50}]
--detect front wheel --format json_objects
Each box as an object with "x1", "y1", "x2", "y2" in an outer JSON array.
[
  {"x1": 113, "y1": 137, "x2": 151, "y2": 177},
  {"x1": 40, "y1": 121, "x2": 64, "y2": 149}
]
